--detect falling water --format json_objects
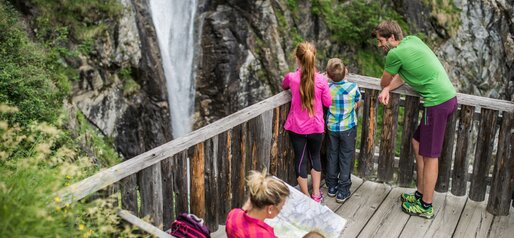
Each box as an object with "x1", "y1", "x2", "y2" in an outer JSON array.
[{"x1": 150, "y1": 0, "x2": 197, "y2": 138}]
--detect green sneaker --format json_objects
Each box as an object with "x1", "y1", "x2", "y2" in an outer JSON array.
[
  {"x1": 400, "y1": 192, "x2": 418, "y2": 203},
  {"x1": 401, "y1": 200, "x2": 434, "y2": 219}
]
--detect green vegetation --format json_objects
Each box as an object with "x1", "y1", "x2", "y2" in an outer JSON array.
[{"x1": 0, "y1": 1, "x2": 137, "y2": 237}]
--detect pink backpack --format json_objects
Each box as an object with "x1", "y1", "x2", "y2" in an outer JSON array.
[{"x1": 168, "y1": 213, "x2": 210, "y2": 238}]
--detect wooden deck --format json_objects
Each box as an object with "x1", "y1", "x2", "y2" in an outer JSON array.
[{"x1": 212, "y1": 175, "x2": 514, "y2": 238}]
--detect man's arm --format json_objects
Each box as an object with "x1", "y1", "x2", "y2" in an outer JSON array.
[{"x1": 378, "y1": 75, "x2": 404, "y2": 105}]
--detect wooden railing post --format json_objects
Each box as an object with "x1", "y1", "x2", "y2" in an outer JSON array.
[
  {"x1": 451, "y1": 105, "x2": 474, "y2": 196},
  {"x1": 358, "y1": 89, "x2": 379, "y2": 179},
  {"x1": 378, "y1": 93, "x2": 400, "y2": 182},
  {"x1": 436, "y1": 107, "x2": 458, "y2": 192},
  {"x1": 398, "y1": 96, "x2": 420, "y2": 187},
  {"x1": 248, "y1": 110, "x2": 273, "y2": 171},
  {"x1": 138, "y1": 163, "x2": 163, "y2": 228},
  {"x1": 217, "y1": 131, "x2": 231, "y2": 223},
  {"x1": 231, "y1": 124, "x2": 246, "y2": 208},
  {"x1": 470, "y1": 108, "x2": 498, "y2": 201},
  {"x1": 161, "y1": 156, "x2": 175, "y2": 229},
  {"x1": 487, "y1": 112, "x2": 513, "y2": 215},
  {"x1": 204, "y1": 137, "x2": 219, "y2": 231},
  {"x1": 191, "y1": 143, "x2": 206, "y2": 220},
  {"x1": 173, "y1": 150, "x2": 189, "y2": 215}
]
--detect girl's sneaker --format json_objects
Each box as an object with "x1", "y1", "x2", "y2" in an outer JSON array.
[{"x1": 311, "y1": 191, "x2": 324, "y2": 203}]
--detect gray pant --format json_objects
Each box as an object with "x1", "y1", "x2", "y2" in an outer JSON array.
[{"x1": 326, "y1": 127, "x2": 357, "y2": 195}]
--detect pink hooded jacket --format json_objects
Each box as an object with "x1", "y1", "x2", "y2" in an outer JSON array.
[{"x1": 282, "y1": 69, "x2": 332, "y2": 134}]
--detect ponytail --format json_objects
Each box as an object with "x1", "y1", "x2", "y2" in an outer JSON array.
[{"x1": 296, "y1": 42, "x2": 316, "y2": 116}]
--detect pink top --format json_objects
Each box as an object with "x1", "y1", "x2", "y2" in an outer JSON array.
[
  {"x1": 225, "y1": 208, "x2": 276, "y2": 238},
  {"x1": 282, "y1": 69, "x2": 332, "y2": 134}
]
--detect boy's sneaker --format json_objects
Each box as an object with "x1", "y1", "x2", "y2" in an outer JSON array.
[
  {"x1": 327, "y1": 186, "x2": 338, "y2": 197},
  {"x1": 400, "y1": 192, "x2": 419, "y2": 203},
  {"x1": 401, "y1": 200, "x2": 434, "y2": 219},
  {"x1": 311, "y1": 191, "x2": 324, "y2": 203},
  {"x1": 335, "y1": 192, "x2": 350, "y2": 203}
]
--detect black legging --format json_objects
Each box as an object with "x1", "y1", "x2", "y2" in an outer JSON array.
[{"x1": 289, "y1": 132, "x2": 323, "y2": 178}]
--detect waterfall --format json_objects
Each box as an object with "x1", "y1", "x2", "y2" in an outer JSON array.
[{"x1": 150, "y1": 0, "x2": 197, "y2": 138}]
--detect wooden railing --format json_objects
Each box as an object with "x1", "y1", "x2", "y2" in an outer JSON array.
[{"x1": 56, "y1": 74, "x2": 514, "y2": 235}]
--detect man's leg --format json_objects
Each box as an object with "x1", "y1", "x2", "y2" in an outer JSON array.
[
  {"x1": 411, "y1": 138, "x2": 424, "y2": 193},
  {"x1": 422, "y1": 157, "x2": 438, "y2": 203}
]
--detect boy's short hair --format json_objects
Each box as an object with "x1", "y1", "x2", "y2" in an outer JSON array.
[
  {"x1": 303, "y1": 230, "x2": 326, "y2": 238},
  {"x1": 326, "y1": 58, "x2": 346, "y2": 82}
]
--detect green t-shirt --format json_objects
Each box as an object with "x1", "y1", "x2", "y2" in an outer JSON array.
[{"x1": 385, "y1": 36, "x2": 456, "y2": 106}]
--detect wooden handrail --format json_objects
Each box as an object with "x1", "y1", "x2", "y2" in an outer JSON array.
[
  {"x1": 55, "y1": 91, "x2": 291, "y2": 204},
  {"x1": 348, "y1": 74, "x2": 514, "y2": 112}
]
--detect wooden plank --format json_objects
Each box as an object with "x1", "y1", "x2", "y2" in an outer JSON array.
[
  {"x1": 321, "y1": 175, "x2": 364, "y2": 211},
  {"x1": 230, "y1": 124, "x2": 246, "y2": 208},
  {"x1": 453, "y1": 199, "x2": 494, "y2": 238},
  {"x1": 270, "y1": 107, "x2": 280, "y2": 176},
  {"x1": 335, "y1": 181, "x2": 392, "y2": 238},
  {"x1": 191, "y1": 143, "x2": 206, "y2": 219},
  {"x1": 378, "y1": 93, "x2": 400, "y2": 182},
  {"x1": 138, "y1": 163, "x2": 163, "y2": 228},
  {"x1": 400, "y1": 192, "x2": 467, "y2": 238},
  {"x1": 398, "y1": 96, "x2": 420, "y2": 187},
  {"x1": 204, "y1": 138, "x2": 219, "y2": 231},
  {"x1": 488, "y1": 207, "x2": 514, "y2": 237},
  {"x1": 436, "y1": 108, "x2": 458, "y2": 192},
  {"x1": 118, "y1": 209, "x2": 173, "y2": 238},
  {"x1": 357, "y1": 187, "x2": 412, "y2": 238},
  {"x1": 347, "y1": 74, "x2": 514, "y2": 112},
  {"x1": 451, "y1": 105, "x2": 475, "y2": 196},
  {"x1": 120, "y1": 175, "x2": 138, "y2": 216},
  {"x1": 358, "y1": 89, "x2": 379, "y2": 179},
  {"x1": 161, "y1": 157, "x2": 175, "y2": 230},
  {"x1": 173, "y1": 150, "x2": 188, "y2": 215},
  {"x1": 470, "y1": 108, "x2": 498, "y2": 201},
  {"x1": 217, "y1": 131, "x2": 231, "y2": 223},
  {"x1": 248, "y1": 110, "x2": 273, "y2": 171},
  {"x1": 487, "y1": 111, "x2": 514, "y2": 215},
  {"x1": 56, "y1": 91, "x2": 292, "y2": 204}
]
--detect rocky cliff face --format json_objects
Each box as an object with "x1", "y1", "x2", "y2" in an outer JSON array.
[
  {"x1": 439, "y1": 0, "x2": 513, "y2": 100},
  {"x1": 70, "y1": 0, "x2": 172, "y2": 159}
]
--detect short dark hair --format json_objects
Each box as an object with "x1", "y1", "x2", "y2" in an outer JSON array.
[{"x1": 372, "y1": 20, "x2": 403, "y2": 40}]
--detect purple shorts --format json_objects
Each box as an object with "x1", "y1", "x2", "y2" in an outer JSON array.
[{"x1": 413, "y1": 97, "x2": 458, "y2": 158}]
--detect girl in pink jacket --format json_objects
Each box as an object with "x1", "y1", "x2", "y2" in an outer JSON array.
[{"x1": 282, "y1": 42, "x2": 332, "y2": 202}]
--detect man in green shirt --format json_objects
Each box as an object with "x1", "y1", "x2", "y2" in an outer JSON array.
[{"x1": 372, "y1": 20, "x2": 457, "y2": 219}]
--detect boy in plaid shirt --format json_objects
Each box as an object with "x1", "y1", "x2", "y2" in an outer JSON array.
[{"x1": 325, "y1": 58, "x2": 362, "y2": 203}]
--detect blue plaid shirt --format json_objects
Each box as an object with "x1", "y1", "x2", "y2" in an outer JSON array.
[{"x1": 326, "y1": 80, "x2": 361, "y2": 132}]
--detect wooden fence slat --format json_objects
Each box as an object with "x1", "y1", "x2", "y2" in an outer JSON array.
[
  {"x1": 120, "y1": 175, "x2": 138, "y2": 216},
  {"x1": 248, "y1": 110, "x2": 273, "y2": 171},
  {"x1": 378, "y1": 93, "x2": 400, "y2": 182},
  {"x1": 173, "y1": 150, "x2": 189, "y2": 214},
  {"x1": 358, "y1": 89, "x2": 379, "y2": 179},
  {"x1": 231, "y1": 124, "x2": 246, "y2": 208},
  {"x1": 204, "y1": 137, "x2": 219, "y2": 231},
  {"x1": 217, "y1": 131, "x2": 231, "y2": 223},
  {"x1": 191, "y1": 143, "x2": 206, "y2": 219},
  {"x1": 398, "y1": 96, "x2": 420, "y2": 187},
  {"x1": 436, "y1": 107, "x2": 458, "y2": 192},
  {"x1": 161, "y1": 157, "x2": 175, "y2": 229},
  {"x1": 470, "y1": 108, "x2": 498, "y2": 201},
  {"x1": 138, "y1": 164, "x2": 163, "y2": 228},
  {"x1": 451, "y1": 105, "x2": 474, "y2": 196},
  {"x1": 270, "y1": 107, "x2": 280, "y2": 176},
  {"x1": 487, "y1": 112, "x2": 513, "y2": 215}
]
